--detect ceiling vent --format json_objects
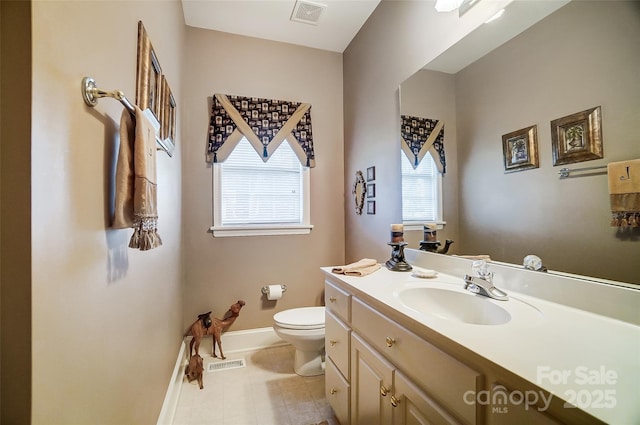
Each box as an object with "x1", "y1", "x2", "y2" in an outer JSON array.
[{"x1": 290, "y1": 0, "x2": 326, "y2": 25}]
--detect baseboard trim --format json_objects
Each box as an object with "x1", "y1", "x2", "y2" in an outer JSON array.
[
  {"x1": 156, "y1": 327, "x2": 286, "y2": 424},
  {"x1": 202, "y1": 326, "x2": 288, "y2": 355},
  {"x1": 156, "y1": 339, "x2": 187, "y2": 425}
]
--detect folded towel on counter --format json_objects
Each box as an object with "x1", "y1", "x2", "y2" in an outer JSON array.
[
  {"x1": 332, "y1": 258, "x2": 381, "y2": 276},
  {"x1": 608, "y1": 159, "x2": 640, "y2": 227},
  {"x1": 112, "y1": 106, "x2": 163, "y2": 250}
]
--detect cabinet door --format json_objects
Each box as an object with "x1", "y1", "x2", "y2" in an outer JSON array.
[
  {"x1": 326, "y1": 357, "x2": 350, "y2": 425},
  {"x1": 351, "y1": 333, "x2": 394, "y2": 425},
  {"x1": 392, "y1": 370, "x2": 463, "y2": 425}
]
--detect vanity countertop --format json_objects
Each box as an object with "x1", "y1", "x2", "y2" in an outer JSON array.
[{"x1": 321, "y1": 265, "x2": 640, "y2": 424}]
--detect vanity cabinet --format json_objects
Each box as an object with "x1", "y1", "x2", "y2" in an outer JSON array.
[
  {"x1": 326, "y1": 278, "x2": 481, "y2": 425},
  {"x1": 324, "y1": 273, "x2": 603, "y2": 425},
  {"x1": 351, "y1": 298, "x2": 481, "y2": 424}
]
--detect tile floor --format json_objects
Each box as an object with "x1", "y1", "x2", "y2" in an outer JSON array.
[{"x1": 173, "y1": 345, "x2": 339, "y2": 425}]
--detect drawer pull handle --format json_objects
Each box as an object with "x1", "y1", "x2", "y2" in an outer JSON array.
[
  {"x1": 380, "y1": 385, "x2": 389, "y2": 397},
  {"x1": 385, "y1": 336, "x2": 396, "y2": 347},
  {"x1": 329, "y1": 340, "x2": 337, "y2": 346},
  {"x1": 329, "y1": 296, "x2": 337, "y2": 303},
  {"x1": 330, "y1": 388, "x2": 338, "y2": 395},
  {"x1": 391, "y1": 395, "x2": 400, "y2": 407}
]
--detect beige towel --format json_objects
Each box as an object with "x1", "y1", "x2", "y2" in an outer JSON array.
[
  {"x1": 332, "y1": 258, "x2": 381, "y2": 276},
  {"x1": 608, "y1": 159, "x2": 640, "y2": 227},
  {"x1": 112, "y1": 107, "x2": 162, "y2": 250}
]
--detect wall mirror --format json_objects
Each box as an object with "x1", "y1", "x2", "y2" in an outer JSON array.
[{"x1": 400, "y1": 1, "x2": 640, "y2": 286}]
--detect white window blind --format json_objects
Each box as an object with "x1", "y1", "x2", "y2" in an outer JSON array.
[
  {"x1": 402, "y1": 152, "x2": 440, "y2": 222},
  {"x1": 212, "y1": 137, "x2": 312, "y2": 237},
  {"x1": 221, "y1": 138, "x2": 302, "y2": 225}
]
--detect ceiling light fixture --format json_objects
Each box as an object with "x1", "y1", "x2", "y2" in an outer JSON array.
[
  {"x1": 434, "y1": 0, "x2": 481, "y2": 16},
  {"x1": 434, "y1": 0, "x2": 464, "y2": 13}
]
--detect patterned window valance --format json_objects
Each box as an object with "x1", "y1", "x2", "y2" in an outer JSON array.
[
  {"x1": 400, "y1": 114, "x2": 446, "y2": 174},
  {"x1": 207, "y1": 93, "x2": 315, "y2": 167}
]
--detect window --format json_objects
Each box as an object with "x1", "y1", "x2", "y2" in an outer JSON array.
[
  {"x1": 401, "y1": 151, "x2": 443, "y2": 227},
  {"x1": 211, "y1": 137, "x2": 312, "y2": 237}
]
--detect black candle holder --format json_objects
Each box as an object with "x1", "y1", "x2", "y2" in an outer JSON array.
[
  {"x1": 385, "y1": 242, "x2": 412, "y2": 272},
  {"x1": 419, "y1": 240, "x2": 441, "y2": 252}
]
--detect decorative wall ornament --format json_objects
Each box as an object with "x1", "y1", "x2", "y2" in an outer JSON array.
[
  {"x1": 208, "y1": 93, "x2": 315, "y2": 167},
  {"x1": 353, "y1": 171, "x2": 366, "y2": 215},
  {"x1": 502, "y1": 125, "x2": 539, "y2": 173},
  {"x1": 551, "y1": 106, "x2": 603, "y2": 166},
  {"x1": 400, "y1": 114, "x2": 446, "y2": 173}
]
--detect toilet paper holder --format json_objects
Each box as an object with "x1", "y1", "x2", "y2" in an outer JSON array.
[{"x1": 261, "y1": 284, "x2": 287, "y2": 295}]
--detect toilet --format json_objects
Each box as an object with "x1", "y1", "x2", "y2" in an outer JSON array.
[{"x1": 273, "y1": 306, "x2": 326, "y2": 376}]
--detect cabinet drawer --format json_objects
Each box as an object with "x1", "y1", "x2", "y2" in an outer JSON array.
[
  {"x1": 326, "y1": 309, "x2": 350, "y2": 379},
  {"x1": 326, "y1": 357, "x2": 350, "y2": 425},
  {"x1": 352, "y1": 297, "x2": 482, "y2": 425},
  {"x1": 325, "y1": 281, "x2": 351, "y2": 322}
]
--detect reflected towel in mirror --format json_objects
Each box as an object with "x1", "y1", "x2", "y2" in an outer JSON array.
[{"x1": 608, "y1": 159, "x2": 640, "y2": 227}]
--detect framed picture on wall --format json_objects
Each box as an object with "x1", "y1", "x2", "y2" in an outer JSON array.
[
  {"x1": 136, "y1": 21, "x2": 163, "y2": 122},
  {"x1": 366, "y1": 183, "x2": 376, "y2": 198},
  {"x1": 367, "y1": 200, "x2": 376, "y2": 215},
  {"x1": 550, "y1": 106, "x2": 603, "y2": 166},
  {"x1": 502, "y1": 125, "x2": 539, "y2": 173},
  {"x1": 367, "y1": 166, "x2": 376, "y2": 181}
]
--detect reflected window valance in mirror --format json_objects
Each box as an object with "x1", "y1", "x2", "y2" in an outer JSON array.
[
  {"x1": 400, "y1": 115, "x2": 446, "y2": 173},
  {"x1": 207, "y1": 93, "x2": 315, "y2": 167}
]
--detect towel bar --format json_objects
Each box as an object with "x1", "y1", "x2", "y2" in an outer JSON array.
[
  {"x1": 82, "y1": 77, "x2": 135, "y2": 115},
  {"x1": 81, "y1": 76, "x2": 172, "y2": 156},
  {"x1": 558, "y1": 165, "x2": 607, "y2": 179}
]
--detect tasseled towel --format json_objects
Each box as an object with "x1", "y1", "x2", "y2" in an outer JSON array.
[
  {"x1": 608, "y1": 159, "x2": 640, "y2": 227},
  {"x1": 112, "y1": 106, "x2": 163, "y2": 250},
  {"x1": 332, "y1": 258, "x2": 381, "y2": 277}
]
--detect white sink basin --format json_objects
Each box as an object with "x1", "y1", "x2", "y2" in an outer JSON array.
[{"x1": 398, "y1": 287, "x2": 513, "y2": 325}]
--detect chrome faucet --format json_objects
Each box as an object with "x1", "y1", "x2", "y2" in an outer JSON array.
[{"x1": 463, "y1": 260, "x2": 509, "y2": 301}]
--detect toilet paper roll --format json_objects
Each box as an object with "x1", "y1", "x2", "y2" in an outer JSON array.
[{"x1": 266, "y1": 285, "x2": 283, "y2": 301}]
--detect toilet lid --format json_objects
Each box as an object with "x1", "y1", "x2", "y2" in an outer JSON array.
[{"x1": 274, "y1": 307, "x2": 325, "y2": 330}]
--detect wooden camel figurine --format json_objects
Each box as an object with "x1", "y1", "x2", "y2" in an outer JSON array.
[{"x1": 186, "y1": 300, "x2": 246, "y2": 359}]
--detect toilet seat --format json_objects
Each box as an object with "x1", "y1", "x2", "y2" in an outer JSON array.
[{"x1": 273, "y1": 307, "x2": 325, "y2": 330}]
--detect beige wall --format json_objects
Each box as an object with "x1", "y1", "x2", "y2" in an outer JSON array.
[
  {"x1": 456, "y1": 1, "x2": 640, "y2": 283},
  {"x1": 343, "y1": 0, "x2": 511, "y2": 263},
  {"x1": 28, "y1": 1, "x2": 185, "y2": 423},
  {"x1": 180, "y1": 28, "x2": 344, "y2": 331}
]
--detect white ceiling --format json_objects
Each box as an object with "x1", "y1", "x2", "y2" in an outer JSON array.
[
  {"x1": 181, "y1": 0, "x2": 381, "y2": 53},
  {"x1": 424, "y1": 0, "x2": 569, "y2": 73},
  {"x1": 181, "y1": 0, "x2": 570, "y2": 72}
]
